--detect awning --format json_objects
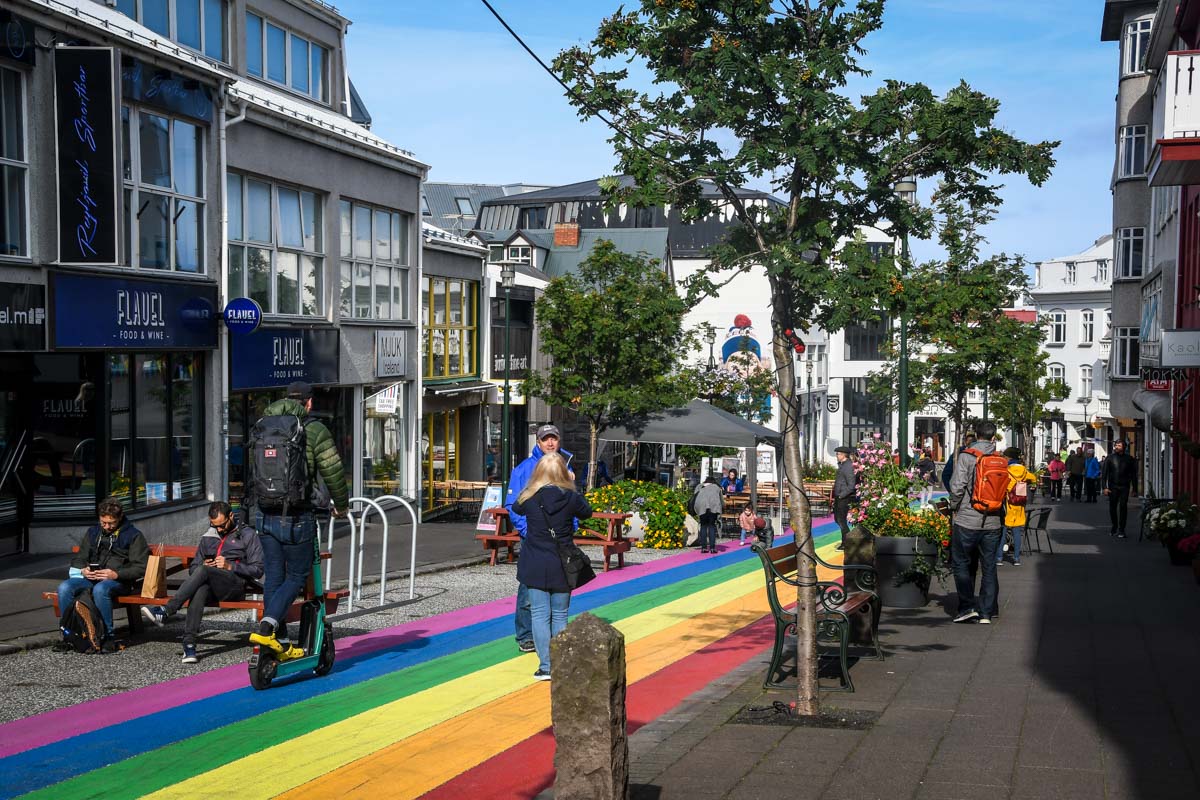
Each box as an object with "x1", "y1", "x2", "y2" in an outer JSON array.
[
  {"x1": 426, "y1": 380, "x2": 493, "y2": 396},
  {"x1": 1131, "y1": 390, "x2": 1173, "y2": 433},
  {"x1": 601, "y1": 399, "x2": 781, "y2": 448}
]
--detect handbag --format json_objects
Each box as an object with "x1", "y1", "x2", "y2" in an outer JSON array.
[
  {"x1": 535, "y1": 495, "x2": 596, "y2": 590},
  {"x1": 141, "y1": 544, "x2": 167, "y2": 598}
]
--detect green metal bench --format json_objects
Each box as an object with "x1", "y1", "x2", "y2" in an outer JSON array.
[{"x1": 751, "y1": 539, "x2": 884, "y2": 692}]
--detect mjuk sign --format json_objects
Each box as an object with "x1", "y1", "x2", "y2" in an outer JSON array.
[
  {"x1": 0, "y1": 282, "x2": 46, "y2": 350},
  {"x1": 54, "y1": 47, "x2": 119, "y2": 266}
]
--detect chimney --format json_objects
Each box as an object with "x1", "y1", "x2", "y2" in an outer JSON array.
[{"x1": 554, "y1": 222, "x2": 581, "y2": 247}]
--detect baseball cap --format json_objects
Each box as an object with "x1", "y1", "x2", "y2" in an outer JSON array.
[
  {"x1": 286, "y1": 381, "x2": 313, "y2": 400},
  {"x1": 535, "y1": 424, "x2": 561, "y2": 441}
]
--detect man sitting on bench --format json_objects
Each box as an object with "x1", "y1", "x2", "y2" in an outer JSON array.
[
  {"x1": 54, "y1": 497, "x2": 149, "y2": 653},
  {"x1": 141, "y1": 501, "x2": 264, "y2": 664}
]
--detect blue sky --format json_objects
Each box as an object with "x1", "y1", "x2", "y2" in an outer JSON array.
[{"x1": 342, "y1": 0, "x2": 1113, "y2": 265}]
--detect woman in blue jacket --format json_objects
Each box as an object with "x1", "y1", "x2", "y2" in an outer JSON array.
[
  {"x1": 512, "y1": 452, "x2": 593, "y2": 681},
  {"x1": 1084, "y1": 450, "x2": 1102, "y2": 503}
]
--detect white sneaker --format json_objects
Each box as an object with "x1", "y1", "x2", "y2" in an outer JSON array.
[
  {"x1": 953, "y1": 610, "x2": 979, "y2": 623},
  {"x1": 978, "y1": 617, "x2": 992, "y2": 625}
]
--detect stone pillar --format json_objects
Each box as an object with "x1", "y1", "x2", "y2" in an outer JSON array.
[{"x1": 551, "y1": 612, "x2": 629, "y2": 800}]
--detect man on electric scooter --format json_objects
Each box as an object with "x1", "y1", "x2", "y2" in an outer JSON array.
[{"x1": 246, "y1": 381, "x2": 348, "y2": 659}]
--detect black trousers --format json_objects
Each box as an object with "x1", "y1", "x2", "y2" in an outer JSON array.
[
  {"x1": 834, "y1": 497, "x2": 852, "y2": 541},
  {"x1": 1068, "y1": 474, "x2": 1083, "y2": 500},
  {"x1": 1108, "y1": 489, "x2": 1131, "y2": 533},
  {"x1": 164, "y1": 565, "x2": 247, "y2": 644},
  {"x1": 1084, "y1": 477, "x2": 1099, "y2": 502}
]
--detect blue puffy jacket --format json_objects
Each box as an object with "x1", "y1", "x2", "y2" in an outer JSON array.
[
  {"x1": 505, "y1": 443, "x2": 574, "y2": 537},
  {"x1": 1085, "y1": 456, "x2": 1101, "y2": 479}
]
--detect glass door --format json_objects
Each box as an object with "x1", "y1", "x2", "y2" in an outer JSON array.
[{"x1": 0, "y1": 384, "x2": 30, "y2": 555}]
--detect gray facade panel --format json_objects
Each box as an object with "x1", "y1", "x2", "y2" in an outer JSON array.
[{"x1": 423, "y1": 247, "x2": 482, "y2": 281}]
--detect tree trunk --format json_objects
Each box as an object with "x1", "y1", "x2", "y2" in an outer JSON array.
[
  {"x1": 770, "y1": 291, "x2": 820, "y2": 716},
  {"x1": 588, "y1": 421, "x2": 600, "y2": 492}
]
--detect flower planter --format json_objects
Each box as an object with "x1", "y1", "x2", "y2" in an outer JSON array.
[
  {"x1": 1167, "y1": 540, "x2": 1192, "y2": 566},
  {"x1": 873, "y1": 535, "x2": 938, "y2": 608}
]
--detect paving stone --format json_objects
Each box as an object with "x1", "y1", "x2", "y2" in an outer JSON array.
[{"x1": 1010, "y1": 766, "x2": 1105, "y2": 799}]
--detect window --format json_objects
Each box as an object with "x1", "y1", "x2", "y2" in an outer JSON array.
[
  {"x1": 1047, "y1": 309, "x2": 1066, "y2": 345},
  {"x1": 843, "y1": 377, "x2": 890, "y2": 444},
  {"x1": 228, "y1": 173, "x2": 323, "y2": 316},
  {"x1": 116, "y1": 0, "x2": 226, "y2": 61},
  {"x1": 1113, "y1": 327, "x2": 1140, "y2": 378},
  {"x1": 108, "y1": 353, "x2": 205, "y2": 508},
  {"x1": 1096, "y1": 259, "x2": 1109, "y2": 283},
  {"x1": 1065, "y1": 261, "x2": 1076, "y2": 285},
  {"x1": 338, "y1": 200, "x2": 411, "y2": 321},
  {"x1": 487, "y1": 244, "x2": 505, "y2": 263},
  {"x1": 0, "y1": 67, "x2": 27, "y2": 258},
  {"x1": 1118, "y1": 125, "x2": 1147, "y2": 178},
  {"x1": 1080, "y1": 365, "x2": 1093, "y2": 399},
  {"x1": 1080, "y1": 309, "x2": 1094, "y2": 345},
  {"x1": 1048, "y1": 363, "x2": 1066, "y2": 397},
  {"x1": 454, "y1": 197, "x2": 474, "y2": 216},
  {"x1": 967, "y1": 387, "x2": 983, "y2": 402},
  {"x1": 845, "y1": 317, "x2": 890, "y2": 360},
  {"x1": 122, "y1": 107, "x2": 205, "y2": 273},
  {"x1": 245, "y1": 13, "x2": 329, "y2": 102},
  {"x1": 1116, "y1": 227, "x2": 1145, "y2": 279},
  {"x1": 1123, "y1": 18, "x2": 1152, "y2": 75},
  {"x1": 519, "y1": 206, "x2": 547, "y2": 228},
  {"x1": 507, "y1": 245, "x2": 532, "y2": 265},
  {"x1": 420, "y1": 194, "x2": 431, "y2": 217},
  {"x1": 423, "y1": 277, "x2": 478, "y2": 379}
]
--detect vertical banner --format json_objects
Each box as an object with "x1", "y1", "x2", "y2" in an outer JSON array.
[{"x1": 54, "y1": 46, "x2": 120, "y2": 266}]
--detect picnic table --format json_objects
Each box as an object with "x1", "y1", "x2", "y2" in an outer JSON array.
[{"x1": 476, "y1": 508, "x2": 635, "y2": 571}]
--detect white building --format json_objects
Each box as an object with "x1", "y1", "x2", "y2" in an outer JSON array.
[{"x1": 1027, "y1": 236, "x2": 1115, "y2": 458}]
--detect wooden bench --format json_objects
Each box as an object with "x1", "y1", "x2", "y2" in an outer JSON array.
[
  {"x1": 802, "y1": 480, "x2": 836, "y2": 516},
  {"x1": 751, "y1": 539, "x2": 883, "y2": 692},
  {"x1": 43, "y1": 545, "x2": 347, "y2": 636},
  {"x1": 477, "y1": 508, "x2": 634, "y2": 571}
]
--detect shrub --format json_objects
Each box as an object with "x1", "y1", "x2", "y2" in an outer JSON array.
[{"x1": 583, "y1": 480, "x2": 688, "y2": 549}]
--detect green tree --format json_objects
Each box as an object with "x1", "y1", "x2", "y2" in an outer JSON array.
[
  {"x1": 555, "y1": 0, "x2": 1057, "y2": 714},
  {"x1": 523, "y1": 240, "x2": 693, "y2": 490}
]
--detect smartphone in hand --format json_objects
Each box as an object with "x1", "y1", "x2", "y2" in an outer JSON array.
[{"x1": 87, "y1": 563, "x2": 101, "y2": 571}]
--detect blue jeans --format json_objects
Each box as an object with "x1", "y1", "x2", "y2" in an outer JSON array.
[
  {"x1": 515, "y1": 582, "x2": 532, "y2": 644},
  {"x1": 698, "y1": 513, "x2": 719, "y2": 549},
  {"x1": 57, "y1": 578, "x2": 124, "y2": 637},
  {"x1": 1001, "y1": 524, "x2": 1023, "y2": 563},
  {"x1": 255, "y1": 510, "x2": 317, "y2": 637},
  {"x1": 528, "y1": 587, "x2": 570, "y2": 673},
  {"x1": 951, "y1": 524, "x2": 1001, "y2": 618}
]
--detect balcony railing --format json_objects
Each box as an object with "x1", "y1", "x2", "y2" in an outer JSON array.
[
  {"x1": 1150, "y1": 51, "x2": 1200, "y2": 185},
  {"x1": 1140, "y1": 338, "x2": 1162, "y2": 364}
]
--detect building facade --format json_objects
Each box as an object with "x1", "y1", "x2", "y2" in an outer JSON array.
[{"x1": 0, "y1": 0, "x2": 424, "y2": 553}]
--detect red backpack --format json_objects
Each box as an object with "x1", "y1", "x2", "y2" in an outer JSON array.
[{"x1": 966, "y1": 448, "x2": 1011, "y2": 515}]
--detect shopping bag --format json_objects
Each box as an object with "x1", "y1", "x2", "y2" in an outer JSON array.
[{"x1": 141, "y1": 545, "x2": 167, "y2": 598}]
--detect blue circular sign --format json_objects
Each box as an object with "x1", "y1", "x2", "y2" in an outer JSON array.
[{"x1": 223, "y1": 297, "x2": 262, "y2": 335}]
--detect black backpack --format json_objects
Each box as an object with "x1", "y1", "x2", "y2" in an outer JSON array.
[
  {"x1": 60, "y1": 590, "x2": 105, "y2": 654},
  {"x1": 687, "y1": 487, "x2": 699, "y2": 516},
  {"x1": 249, "y1": 415, "x2": 309, "y2": 511}
]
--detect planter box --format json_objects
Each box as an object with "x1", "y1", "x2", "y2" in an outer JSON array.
[
  {"x1": 874, "y1": 535, "x2": 938, "y2": 608},
  {"x1": 1167, "y1": 540, "x2": 1192, "y2": 566}
]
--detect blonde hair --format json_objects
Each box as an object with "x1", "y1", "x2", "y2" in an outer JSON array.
[{"x1": 517, "y1": 452, "x2": 575, "y2": 504}]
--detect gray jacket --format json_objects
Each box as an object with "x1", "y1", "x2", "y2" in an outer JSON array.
[
  {"x1": 693, "y1": 483, "x2": 725, "y2": 516},
  {"x1": 947, "y1": 439, "x2": 1003, "y2": 531},
  {"x1": 833, "y1": 459, "x2": 856, "y2": 499}
]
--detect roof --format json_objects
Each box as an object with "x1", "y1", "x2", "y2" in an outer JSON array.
[
  {"x1": 542, "y1": 229, "x2": 670, "y2": 279},
  {"x1": 422, "y1": 222, "x2": 487, "y2": 256},
  {"x1": 423, "y1": 184, "x2": 511, "y2": 232},
  {"x1": 602, "y1": 399, "x2": 781, "y2": 448},
  {"x1": 1003, "y1": 310, "x2": 1038, "y2": 324},
  {"x1": 478, "y1": 176, "x2": 779, "y2": 206},
  {"x1": 228, "y1": 80, "x2": 427, "y2": 174},
  {"x1": 1101, "y1": 0, "x2": 1157, "y2": 40},
  {"x1": 24, "y1": 0, "x2": 226, "y2": 78},
  {"x1": 347, "y1": 79, "x2": 372, "y2": 128}
]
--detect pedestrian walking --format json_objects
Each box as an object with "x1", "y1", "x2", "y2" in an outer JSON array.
[
  {"x1": 694, "y1": 475, "x2": 725, "y2": 554},
  {"x1": 916, "y1": 449, "x2": 937, "y2": 507},
  {"x1": 1084, "y1": 449, "x2": 1102, "y2": 502},
  {"x1": 1047, "y1": 454, "x2": 1065, "y2": 501},
  {"x1": 1001, "y1": 448, "x2": 1036, "y2": 567},
  {"x1": 511, "y1": 453, "x2": 593, "y2": 681},
  {"x1": 832, "y1": 445, "x2": 857, "y2": 550},
  {"x1": 1065, "y1": 447, "x2": 1086, "y2": 502},
  {"x1": 1101, "y1": 440, "x2": 1138, "y2": 538},
  {"x1": 947, "y1": 420, "x2": 1007, "y2": 624}
]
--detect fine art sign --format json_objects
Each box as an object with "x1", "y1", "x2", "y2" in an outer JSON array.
[{"x1": 54, "y1": 47, "x2": 119, "y2": 266}]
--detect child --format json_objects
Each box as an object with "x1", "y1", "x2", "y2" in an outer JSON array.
[{"x1": 737, "y1": 503, "x2": 756, "y2": 546}]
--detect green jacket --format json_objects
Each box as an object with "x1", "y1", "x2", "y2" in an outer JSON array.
[{"x1": 261, "y1": 398, "x2": 350, "y2": 511}]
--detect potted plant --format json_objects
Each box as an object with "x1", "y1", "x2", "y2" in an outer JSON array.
[
  {"x1": 1144, "y1": 497, "x2": 1199, "y2": 566},
  {"x1": 850, "y1": 436, "x2": 947, "y2": 607}
]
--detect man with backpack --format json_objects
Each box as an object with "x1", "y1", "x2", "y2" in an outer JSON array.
[
  {"x1": 946, "y1": 420, "x2": 1008, "y2": 624},
  {"x1": 54, "y1": 497, "x2": 149, "y2": 653},
  {"x1": 246, "y1": 382, "x2": 348, "y2": 658}
]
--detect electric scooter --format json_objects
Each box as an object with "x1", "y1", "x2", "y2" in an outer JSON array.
[{"x1": 248, "y1": 530, "x2": 335, "y2": 690}]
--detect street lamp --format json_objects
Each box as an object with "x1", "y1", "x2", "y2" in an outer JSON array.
[
  {"x1": 1077, "y1": 395, "x2": 1092, "y2": 445},
  {"x1": 894, "y1": 177, "x2": 917, "y2": 466},
  {"x1": 498, "y1": 260, "x2": 516, "y2": 501},
  {"x1": 805, "y1": 358, "x2": 814, "y2": 467},
  {"x1": 706, "y1": 325, "x2": 717, "y2": 371}
]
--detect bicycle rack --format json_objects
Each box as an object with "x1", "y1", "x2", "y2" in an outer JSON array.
[{"x1": 336, "y1": 495, "x2": 420, "y2": 612}]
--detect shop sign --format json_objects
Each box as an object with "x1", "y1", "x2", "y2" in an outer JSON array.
[
  {"x1": 0, "y1": 12, "x2": 35, "y2": 66},
  {"x1": 0, "y1": 281, "x2": 45, "y2": 350},
  {"x1": 375, "y1": 329, "x2": 407, "y2": 378},
  {"x1": 1145, "y1": 380, "x2": 1170, "y2": 392},
  {"x1": 231, "y1": 327, "x2": 339, "y2": 390},
  {"x1": 1141, "y1": 366, "x2": 1187, "y2": 382},
  {"x1": 489, "y1": 325, "x2": 532, "y2": 380},
  {"x1": 1162, "y1": 330, "x2": 1200, "y2": 367},
  {"x1": 826, "y1": 395, "x2": 841, "y2": 414},
  {"x1": 50, "y1": 272, "x2": 217, "y2": 349},
  {"x1": 374, "y1": 383, "x2": 401, "y2": 414},
  {"x1": 121, "y1": 57, "x2": 212, "y2": 123},
  {"x1": 54, "y1": 47, "x2": 120, "y2": 265},
  {"x1": 223, "y1": 297, "x2": 262, "y2": 335}
]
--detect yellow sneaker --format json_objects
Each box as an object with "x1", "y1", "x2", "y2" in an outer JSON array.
[
  {"x1": 248, "y1": 631, "x2": 284, "y2": 653},
  {"x1": 278, "y1": 645, "x2": 305, "y2": 662}
]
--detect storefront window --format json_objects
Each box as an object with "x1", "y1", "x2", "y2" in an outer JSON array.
[
  {"x1": 108, "y1": 353, "x2": 204, "y2": 509},
  {"x1": 423, "y1": 277, "x2": 478, "y2": 379},
  {"x1": 29, "y1": 356, "x2": 100, "y2": 520},
  {"x1": 363, "y1": 383, "x2": 411, "y2": 499},
  {"x1": 422, "y1": 409, "x2": 458, "y2": 512}
]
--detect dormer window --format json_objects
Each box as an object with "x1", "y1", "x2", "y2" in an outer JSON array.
[
  {"x1": 116, "y1": 0, "x2": 227, "y2": 62},
  {"x1": 246, "y1": 12, "x2": 329, "y2": 103},
  {"x1": 519, "y1": 206, "x2": 547, "y2": 229},
  {"x1": 1065, "y1": 261, "x2": 1076, "y2": 285}
]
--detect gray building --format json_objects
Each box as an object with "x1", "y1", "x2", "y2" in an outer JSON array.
[
  {"x1": 1101, "y1": 0, "x2": 1158, "y2": 458},
  {"x1": 0, "y1": 0, "x2": 424, "y2": 553}
]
